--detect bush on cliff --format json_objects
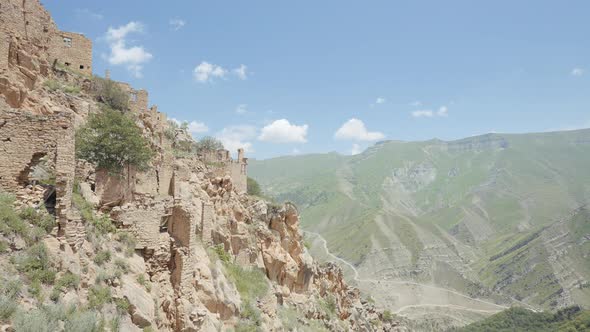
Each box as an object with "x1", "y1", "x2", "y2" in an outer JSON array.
[
  {"x1": 90, "y1": 77, "x2": 129, "y2": 111},
  {"x1": 76, "y1": 107, "x2": 153, "y2": 174},
  {"x1": 247, "y1": 177, "x2": 262, "y2": 196},
  {"x1": 195, "y1": 136, "x2": 224, "y2": 152}
]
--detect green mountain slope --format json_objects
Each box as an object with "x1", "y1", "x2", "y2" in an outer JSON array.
[
  {"x1": 452, "y1": 306, "x2": 590, "y2": 332},
  {"x1": 249, "y1": 129, "x2": 590, "y2": 321}
]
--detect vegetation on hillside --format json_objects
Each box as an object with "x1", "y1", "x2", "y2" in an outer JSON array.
[
  {"x1": 76, "y1": 106, "x2": 153, "y2": 173},
  {"x1": 247, "y1": 177, "x2": 262, "y2": 196},
  {"x1": 90, "y1": 77, "x2": 129, "y2": 111},
  {"x1": 452, "y1": 306, "x2": 590, "y2": 332}
]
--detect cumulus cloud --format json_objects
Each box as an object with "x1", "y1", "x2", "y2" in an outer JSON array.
[
  {"x1": 571, "y1": 67, "x2": 584, "y2": 76},
  {"x1": 235, "y1": 104, "x2": 248, "y2": 114},
  {"x1": 437, "y1": 106, "x2": 449, "y2": 117},
  {"x1": 216, "y1": 125, "x2": 257, "y2": 153},
  {"x1": 105, "y1": 22, "x2": 152, "y2": 78},
  {"x1": 334, "y1": 118, "x2": 385, "y2": 141},
  {"x1": 193, "y1": 62, "x2": 249, "y2": 83},
  {"x1": 233, "y1": 65, "x2": 248, "y2": 80},
  {"x1": 169, "y1": 18, "x2": 186, "y2": 31},
  {"x1": 258, "y1": 119, "x2": 308, "y2": 143},
  {"x1": 351, "y1": 144, "x2": 362, "y2": 155},
  {"x1": 193, "y1": 61, "x2": 227, "y2": 82}
]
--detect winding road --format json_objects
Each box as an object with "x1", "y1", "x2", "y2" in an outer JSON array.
[{"x1": 303, "y1": 230, "x2": 510, "y2": 314}]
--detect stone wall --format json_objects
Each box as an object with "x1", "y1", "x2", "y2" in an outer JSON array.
[
  {"x1": 116, "y1": 82, "x2": 149, "y2": 113},
  {"x1": 0, "y1": 108, "x2": 75, "y2": 234},
  {"x1": 202, "y1": 149, "x2": 248, "y2": 194},
  {"x1": 49, "y1": 31, "x2": 92, "y2": 74}
]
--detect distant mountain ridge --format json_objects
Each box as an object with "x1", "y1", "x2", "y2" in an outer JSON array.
[{"x1": 250, "y1": 129, "x2": 590, "y2": 327}]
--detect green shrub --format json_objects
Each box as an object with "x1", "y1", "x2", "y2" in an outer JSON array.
[
  {"x1": 116, "y1": 231, "x2": 136, "y2": 256},
  {"x1": 64, "y1": 310, "x2": 99, "y2": 332},
  {"x1": 94, "y1": 250, "x2": 111, "y2": 265},
  {"x1": 0, "y1": 193, "x2": 28, "y2": 238},
  {"x1": 90, "y1": 77, "x2": 129, "y2": 111},
  {"x1": 114, "y1": 297, "x2": 130, "y2": 313},
  {"x1": 88, "y1": 285, "x2": 112, "y2": 309},
  {"x1": 44, "y1": 79, "x2": 61, "y2": 91},
  {"x1": 247, "y1": 177, "x2": 262, "y2": 196},
  {"x1": 211, "y1": 244, "x2": 232, "y2": 264},
  {"x1": 76, "y1": 106, "x2": 153, "y2": 173},
  {"x1": 1, "y1": 278, "x2": 23, "y2": 300},
  {"x1": 382, "y1": 310, "x2": 394, "y2": 322},
  {"x1": 51, "y1": 272, "x2": 80, "y2": 302},
  {"x1": 114, "y1": 258, "x2": 129, "y2": 273},
  {"x1": 28, "y1": 280, "x2": 42, "y2": 301},
  {"x1": 224, "y1": 263, "x2": 268, "y2": 303},
  {"x1": 319, "y1": 295, "x2": 337, "y2": 318},
  {"x1": 63, "y1": 85, "x2": 81, "y2": 95},
  {"x1": 0, "y1": 240, "x2": 7, "y2": 253},
  {"x1": 195, "y1": 136, "x2": 224, "y2": 153},
  {"x1": 18, "y1": 206, "x2": 55, "y2": 236},
  {"x1": 12, "y1": 308, "x2": 60, "y2": 332},
  {"x1": 137, "y1": 274, "x2": 151, "y2": 292},
  {"x1": 13, "y1": 243, "x2": 56, "y2": 284},
  {"x1": 0, "y1": 295, "x2": 17, "y2": 320},
  {"x1": 110, "y1": 315, "x2": 121, "y2": 332},
  {"x1": 92, "y1": 214, "x2": 116, "y2": 235}
]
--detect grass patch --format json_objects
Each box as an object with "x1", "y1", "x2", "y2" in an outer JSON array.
[
  {"x1": 50, "y1": 272, "x2": 80, "y2": 302},
  {"x1": 88, "y1": 285, "x2": 112, "y2": 309},
  {"x1": 93, "y1": 250, "x2": 111, "y2": 265},
  {"x1": 12, "y1": 243, "x2": 56, "y2": 284}
]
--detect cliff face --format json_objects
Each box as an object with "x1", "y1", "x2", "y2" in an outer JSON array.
[{"x1": 0, "y1": 1, "x2": 401, "y2": 331}]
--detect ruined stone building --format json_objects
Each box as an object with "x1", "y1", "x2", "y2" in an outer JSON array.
[
  {"x1": 48, "y1": 31, "x2": 92, "y2": 73},
  {"x1": 202, "y1": 148, "x2": 248, "y2": 194}
]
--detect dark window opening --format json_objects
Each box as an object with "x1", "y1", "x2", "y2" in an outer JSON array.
[
  {"x1": 90, "y1": 183, "x2": 96, "y2": 192},
  {"x1": 79, "y1": 65, "x2": 84, "y2": 69},
  {"x1": 64, "y1": 62, "x2": 70, "y2": 67},
  {"x1": 18, "y1": 152, "x2": 46, "y2": 186}
]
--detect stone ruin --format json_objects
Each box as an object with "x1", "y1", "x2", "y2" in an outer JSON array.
[{"x1": 202, "y1": 148, "x2": 248, "y2": 194}]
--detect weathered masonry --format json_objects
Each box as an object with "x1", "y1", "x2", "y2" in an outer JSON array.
[
  {"x1": 0, "y1": 109, "x2": 77, "y2": 242},
  {"x1": 202, "y1": 148, "x2": 248, "y2": 194},
  {"x1": 49, "y1": 31, "x2": 92, "y2": 74}
]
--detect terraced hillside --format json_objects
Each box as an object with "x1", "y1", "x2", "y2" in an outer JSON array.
[{"x1": 249, "y1": 129, "x2": 590, "y2": 326}]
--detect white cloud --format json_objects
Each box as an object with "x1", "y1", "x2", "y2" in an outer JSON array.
[
  {"x1": 437, "y1": 106, "x2": 449, "y2": 117},
  {"x1": 75, "y1": 8, "x2": 103, "y2": 20},
  {"x1": 412, "y1": 105, "x2": 449, "y2": 118},
  {"x1": 216, "y1": 125, "x2": 257, "y2": 153},
  {"x1": 376, "y1": 97, "x2": 386, "y2": 104},
  {"x1": 412, "y1": 110, "x2": 434, "y2": 117},
  {"x1": 169, "y1": 118, "x2": 209, "y2": 135},
  {"x1": 258, "y1": 119, "x2": 308, "y2": 143},
  {"x1": 105, "y1": 22, "x2": 152, "y2": 78},
  {"x1": 351, "y1": 144, "x2": 362, "y2": 155},
  {"x1": 169, "y1": 18, "x2": 186, "y2": 31},
  {"x1": 410, "y1": 101, "x2": 422, "y2": 107},
  {"x1": 193, "y1": 61, "x2": 227, "y2": 82},
  {"x1": 571, "y1": 67, "x2": 584, "y2": 76},
  {"x1": 291, "y1": 148, "x2": 301, "y2": 155},
  {"x1": 334, "y1": 118, "x2": 385, "y2": 141},
  {"x1": 235, "y1": 104, "x2": 247, "y2": 114},
  {"x1": 233, "y1": 64, "x2": 248, "y2": 80},
  {"x1": 187, "y1": 121, "x2": 208, "y2": 134}
]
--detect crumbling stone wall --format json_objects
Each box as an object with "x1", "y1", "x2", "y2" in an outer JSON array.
[
  {"x1": 49, "y1": 31, "x2": 92, "y2": 74},
  {"x1": 0, "y1": 108, "x2": 75, "y2": 233},
  {"x1": 116, "y1": 82, "x2": 149, "y2": 113},
  {"x1": 202, "y1": 149, "x2": 248, "y2": 194}
]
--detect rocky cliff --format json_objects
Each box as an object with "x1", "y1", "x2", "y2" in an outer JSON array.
[{"x1": 0, "y1": 1, "x2": 401, "y2": 331}]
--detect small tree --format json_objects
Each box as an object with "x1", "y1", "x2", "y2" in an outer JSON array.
[
  {"x1": 196, "y1": 136, "x2": 224, "y2": 152},
  {"x1": 90, "y1": 77, "x2": 129, "y2": 111},
  {"x1": 76, "y1": 107, "x2": 153, "y2": 174},
  {"x1": 247, "y1": 177, "x2": 262, "y2": 196}
]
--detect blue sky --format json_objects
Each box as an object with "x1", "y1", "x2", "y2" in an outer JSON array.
[{"x1": 45, "y1": 1, "x2": 590, "y2": 159}]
